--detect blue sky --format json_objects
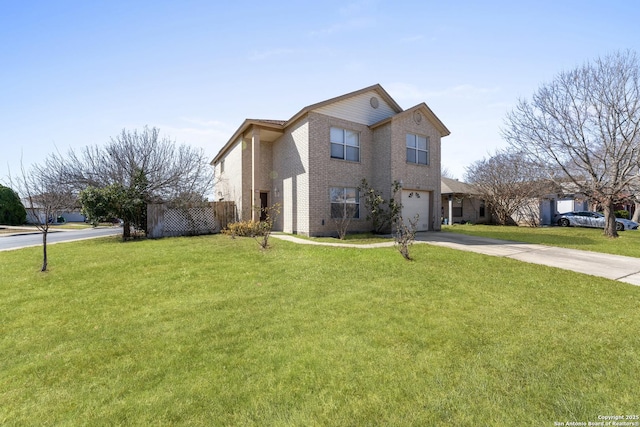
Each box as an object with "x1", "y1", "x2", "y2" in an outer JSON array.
[{"x1": 2, "y1": 0, "x2": 639, "y2": 186}]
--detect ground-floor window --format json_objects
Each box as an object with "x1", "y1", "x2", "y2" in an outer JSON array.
[
  {"x1": 452, "y1": 197, "x2": 463, "y2": 217},
  {"x1": 330, "y1": 187, "x2": 360, "y2": 219}
]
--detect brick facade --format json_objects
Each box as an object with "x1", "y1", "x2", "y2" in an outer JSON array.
[{"x1": 211, "y1": 84, "x2": 450, "y2": 236}]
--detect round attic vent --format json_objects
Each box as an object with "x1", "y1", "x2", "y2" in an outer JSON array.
[
  {"x1": 413, "y1": 111, "x2": 423, "y2": 123},
  {"x1": 370, "y1": 96, "x2": 379, "y2": 109}
]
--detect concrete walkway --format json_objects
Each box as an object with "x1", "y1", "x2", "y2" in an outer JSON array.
[{"x1": 272, "y1": 232, "x2": 640, "y2": 286}]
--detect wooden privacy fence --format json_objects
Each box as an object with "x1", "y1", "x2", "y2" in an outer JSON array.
[
  {"x1": 147, "y1": 201, "x2": 236, "y2": 239},
  {"x1": 212, "y1": 201, "x2": 236, "y2": 231}
]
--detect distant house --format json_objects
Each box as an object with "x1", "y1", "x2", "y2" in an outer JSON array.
[
  {"x1": 23, "y1": 198, "x2": 85, "y2": 224},
  {"x1": 536, "y1": 193, "x2": 589, "y2": 226},
  {"x1": 211, "y1": 84, "x2": 450, "y2": 236},
  {"x1": 512, "y1": 180, "x2": 589, "y2": 226},
  {"x1": 440, "y1": 177, "x2": 489, "y2": 225}
]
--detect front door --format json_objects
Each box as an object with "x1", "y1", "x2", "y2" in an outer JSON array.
[{"x1": 260, "y1": 192, "x2": 268, "y2": 221}]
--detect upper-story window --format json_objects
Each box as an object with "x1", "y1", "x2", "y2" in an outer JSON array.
[
  {"x1": 220, "y1": 159, "x2": 225, "y2": 174},
  {"x1": 406, "y1": 134, "x2": 429, "y2": 165},
  {"x1": 331, "y1": 127, "x2": 360, "y2": 162}
]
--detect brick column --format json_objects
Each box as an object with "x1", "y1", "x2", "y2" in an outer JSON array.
[{"x1": 251, "y1": 128, "x2": 261, "y2": 222}]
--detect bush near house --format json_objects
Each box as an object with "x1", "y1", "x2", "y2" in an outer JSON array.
[
  {"x1": 615, "y1": 210, "x2": 630, "y2": 219},
  {"x1": 222, "y1": 220, "x2": 262, "y2": 237}
]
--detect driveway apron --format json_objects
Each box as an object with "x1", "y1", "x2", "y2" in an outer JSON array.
[{"x1": 414, "y1": 232, "x2": 640, "y2": 286}]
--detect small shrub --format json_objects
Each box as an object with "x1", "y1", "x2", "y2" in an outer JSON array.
[
  {"x1": 358, "y1": 179, "x2": 402, "y2": 234},
  {"x1": 223, "y1": 220, "x2": 261, "y2": 238},
  {"x1": 615, "y1": 210, "x2": 629, "y2": 219},
  {"x1": 223, "y1": 203, "x2": 281, "y2": 249}
]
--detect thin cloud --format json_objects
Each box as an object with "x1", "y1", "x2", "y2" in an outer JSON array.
[
  {"x1": 309, "y1": 16, "x2": 376, "y2": 36},
  {"x1": 399, "y1": 35, "x2": 424, "y2": 43},
  {"x1": 179, "y1": 117, "x2": 228, "y2": 127},
  {"x1": 308, "y1": 0, "x2": 378, "y2": 36},
  {"x1": 159, "y1": 118, "x2": 236, "y2": 152},
  {"x1": 248, "y1": 48, "x2": 296, "y2": 61},
  {"x1": 387, "y1": 82, "x2": 500, "y2": 102}
]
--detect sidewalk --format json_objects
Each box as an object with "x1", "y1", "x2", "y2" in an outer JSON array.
[{"x1": 272, "y1": 232, "x2": 640, "y2": 287}]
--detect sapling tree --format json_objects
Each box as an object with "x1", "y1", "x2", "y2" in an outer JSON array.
[
  {"x1": 331, "y1": 203, "x2": 357, "y2": 240},
  {"x1": 254, "y1": 203, "x2": 280, "y2": 249},
  {"x1": 394, "y1": 215, "x2": 418, "y2": 261},
  {"x1": 16, "y1": 162, "x2": 75, "y2": 271}
]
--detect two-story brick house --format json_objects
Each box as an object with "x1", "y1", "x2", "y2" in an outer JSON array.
[{"x1": 211, "y1": 84, "x2": 450, "y2": 236}]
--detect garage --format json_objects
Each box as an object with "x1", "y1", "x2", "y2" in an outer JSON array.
[{"x1": 401, "y1": 189, "x2": 430, "y2": 231}]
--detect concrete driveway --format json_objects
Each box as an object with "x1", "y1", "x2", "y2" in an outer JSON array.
[{"x1": 415, "y1": 232, "x2": 640, "y2": 286}]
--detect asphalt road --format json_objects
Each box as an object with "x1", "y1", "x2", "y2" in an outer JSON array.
[{"x1": 0, "y1": 227, "x2": 122, "y2": 251}]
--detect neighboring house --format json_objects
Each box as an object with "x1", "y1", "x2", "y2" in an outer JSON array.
[
  {"x1": 515, "y1": 186, "x2": 589, "y2": 226},
  {"x1": 211, "y1": 84, "x2": 450, "y2": 236},
  {"x1": 537, "y1": 194, "x2": 589, "y2": 226},
  {"x1": 22, "y1": 198, "x2": 86, "y2": 224},
  {"x1": 25, "y1": 208, "x2": 86, "y2": 224},
  {"x1": 440, "y1": 177, "x2": 489, "y2": 224}
]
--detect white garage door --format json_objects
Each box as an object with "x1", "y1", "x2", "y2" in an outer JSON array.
[
  {"x1": 401, "y1": 190, "x2": 430, "y2": 231},
  {"x1": 557, "y1": 199, "x2": 574, "y2": 214}
]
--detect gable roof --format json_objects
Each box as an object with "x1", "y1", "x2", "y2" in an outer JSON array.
[
  {"x1": 211, "y1": 119, "x2": 286, "y2": 164},
  {"x1": 211, "y1": 84, "x2": 445, "y2": 164},
  {"x1": 370, "y1": 103, "x2": 450, "y2": 137},
  {"x1": 287, "y1": 84, "x2": 402, "y2": 125},
  {"x1": 441, "y1": 177, "x2": 478, "y2": 195}
]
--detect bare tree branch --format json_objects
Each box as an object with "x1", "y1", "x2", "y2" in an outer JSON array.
[{"x1": 502, "y1": 50, "x2": 640, "y2": 237}]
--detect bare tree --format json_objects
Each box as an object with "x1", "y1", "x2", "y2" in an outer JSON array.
[
  {"x1": 441, "y1": 167, "x2": 456, "y2": 179},
  {"x1": 503, "y1": 51, "x2": 640, "y2": 237},
  {"x1": 465, "y1": 150, "x2": 551, "y2": 225},
  {"x1": 16, "y1": 162, "x2": 75, "y2": 271},
  {"x1": 42, "y1": 126, "x2": 213, "y2": 239},
  {"x1": 394, "y1": 214, "x2": 418, "y2": 260},
  {"x1": 253, "y1": 203, "x2": 281, "y2": 249},
  {"x1": 331, "y1": 203, "x2": 357, "y2": 240}
]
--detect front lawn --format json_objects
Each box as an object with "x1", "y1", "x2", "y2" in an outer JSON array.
[
  {"x1": 444, "y1": 224, "x2": 640, "y2": 258},
  {"x1": 1, "y1": 235, "x2": 638, "y2": 425}
]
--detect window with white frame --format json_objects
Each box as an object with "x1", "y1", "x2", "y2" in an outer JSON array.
[
  {"x1": 330, "y1": 127, "x2": 360, "y2": 162},
  {"x1": 330, "y1": 187, "x2": 360, "y2": 218},
  {"x1": 406, "y1": 134, "x2": 429, "y2": 165}
]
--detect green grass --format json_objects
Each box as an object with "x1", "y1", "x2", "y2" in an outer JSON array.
[
  {"x1": 444, "y1": 223, "x2": 640, "y2": 257},
  {"x1": 1, "y1": 235, "x2": 639, "y2": 425}
]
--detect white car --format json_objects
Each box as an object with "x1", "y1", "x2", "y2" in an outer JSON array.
[{"x1": 554, "y1": 211, "x2": 638, "y2": 231}]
